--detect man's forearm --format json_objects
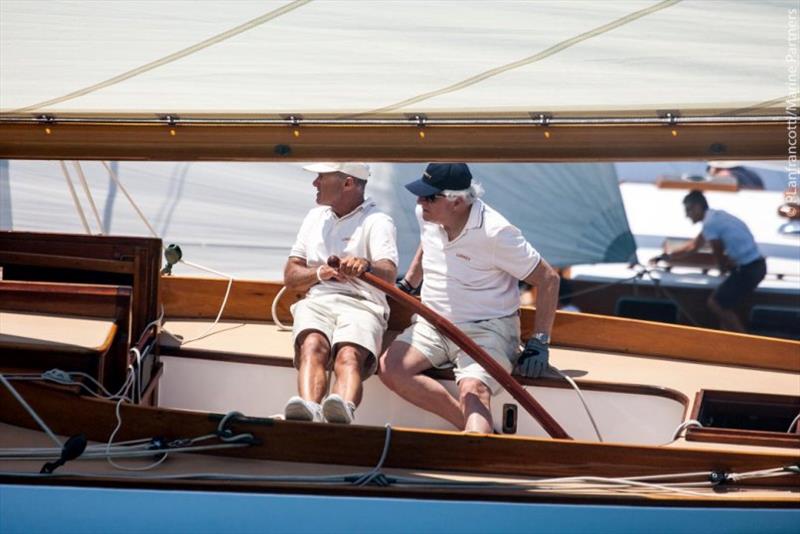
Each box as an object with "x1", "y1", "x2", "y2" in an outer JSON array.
[
  {"x1": 371, "y1": 259, "x2": 398, "y2": 284},
  {"x1": 533, "y1": 273, "x2": 559, "y2": 336},
  {"x1": 285, "y1": 262, "x2": 321, "y2": 293},
  {"x1": 402, "y1": 245, "x2": 424, "y2": 288},
  {"x1": 523, "y1": 260, "x2": 560, "y2": 337},
  {"x1": 665, "y1": 235, "x2": 703, "y2": 260}
]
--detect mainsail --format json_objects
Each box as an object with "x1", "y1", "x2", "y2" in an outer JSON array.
[{"x1": 2, "y1": 160, "x2": 635, "y2": 277}]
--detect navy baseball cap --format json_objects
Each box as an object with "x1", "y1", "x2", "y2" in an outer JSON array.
[{"x1": 405, "y1": 163, "x2": 472, "y2": 196}]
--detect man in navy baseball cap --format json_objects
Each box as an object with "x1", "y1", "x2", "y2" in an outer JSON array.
[
  {"x1": 381, "y1": 162, "x2": 560, "y2": 434},
  {"x1": 404, "y1": 163, "x2": 472, "y2": 196}
]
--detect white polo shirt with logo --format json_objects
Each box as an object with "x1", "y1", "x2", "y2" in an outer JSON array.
[
  {"x1": 290, "y1": 198, "x2": 398, "y2": 315},
  {"x1": 417, "y1": 199, "x2": 541, "y2": 323}
]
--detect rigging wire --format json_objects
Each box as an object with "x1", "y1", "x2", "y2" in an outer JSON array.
[
  {"x1": 0, "y1": 370, "x2": 253, "y2": 467},
  {"x1": 72, "y1": 161, "x2": 104, "y2": 235},
  {"x1": 101, "y1": 161, "x2": 159, "y2": 238},
  {"x1": 0, "y1": 374, "x2": 63, "y2": 448},
  {"x1": 58, "y1": 161, "x2": 92, "y2": 234}
]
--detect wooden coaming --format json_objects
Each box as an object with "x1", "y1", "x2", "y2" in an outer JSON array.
[{"x1": 160, "y1": 276, "x2": 800, "y2": 373}]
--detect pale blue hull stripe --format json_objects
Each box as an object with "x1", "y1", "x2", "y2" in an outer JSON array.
[{"x1": 1, "y1": 484, "x2": 798, "y2": 534}]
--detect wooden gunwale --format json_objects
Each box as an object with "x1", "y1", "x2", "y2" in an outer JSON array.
[{"x1": 0, "y1": 382, "x2": 797, "y2": 487}]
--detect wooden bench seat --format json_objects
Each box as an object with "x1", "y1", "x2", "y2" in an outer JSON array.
[
  {"x1": 0, "y1": 311, "x2": 117, "y2": 382},
  {"x1": 1, "y1": 312, "x2": 117, "y2": 353},
  {"x1": 0, "y1": 280, "x2": 131, "y2": 389}
]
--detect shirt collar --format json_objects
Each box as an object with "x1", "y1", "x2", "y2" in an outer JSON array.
[
  {"x1": 330, "y1": 197, "x2": 374, "y2": 221},
  {"x1": 465, "y1": 199, "x2": 485, "y2": 230},
  {"x1": 702, "y1": 208, "x2": 716, "y2": 224},
  {"x1": 443, "y1": 199, "x2": 484, "y2": 244}
]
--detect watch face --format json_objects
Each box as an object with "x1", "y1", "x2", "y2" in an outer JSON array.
[{"x1": 534, "y1": 333, "x2": 549, "y2": 344}]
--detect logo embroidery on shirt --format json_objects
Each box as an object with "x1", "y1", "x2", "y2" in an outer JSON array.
[{"x1": 456, "y1": 253, "x2": 471, "y2": 261}]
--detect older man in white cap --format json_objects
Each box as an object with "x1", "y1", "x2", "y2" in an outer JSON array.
[{"x1": 283, "y1": 163, "x2": 398, "y2": 424}]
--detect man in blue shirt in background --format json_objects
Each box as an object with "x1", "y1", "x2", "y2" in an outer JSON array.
[{"x1": 651, "y1": 190, "x2": 766, "y2": 332}]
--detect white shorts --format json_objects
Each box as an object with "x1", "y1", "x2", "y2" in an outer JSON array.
[
  {"x1": 394, "y1": 314, "x2": 521, "y2": 394},
  {"x1": 291, "y1": 293, "x2": 386, "y2": 377}
]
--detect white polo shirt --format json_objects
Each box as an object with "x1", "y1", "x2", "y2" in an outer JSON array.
[
  {"x1": 418, "y1": 200, "x2": 541, "y2": 323},
  {"x1": 290, "y1": 198, "x2": 398, "y2": 314}
]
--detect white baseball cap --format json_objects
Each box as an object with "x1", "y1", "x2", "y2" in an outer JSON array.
[{"x1": 303, "y1": 162, "x2": 371, "y2": 181}]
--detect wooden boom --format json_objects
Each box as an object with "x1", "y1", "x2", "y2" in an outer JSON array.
[{"x1": 328, "y1": 256, "x2": 572, "y2": 440}]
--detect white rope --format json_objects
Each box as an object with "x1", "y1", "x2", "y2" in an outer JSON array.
[
  {"x1": 178, "y1": 259, "x2": 234, "y2": 345},
  {"x1": 549, "y1": 365, "x2": 604, "y2": 442},
  {"x1": 104, "y1": 366, "x2": 170, "y2": 472},
  {"x1": 72, "y1": 161, "x2": 104, "y2": 235},
  {"x1": 788, "y1": 413, "x2": 800, "y2": 433},
  {"x1": 58, "y1": 161, "x2": 91, "y2": 234},
  {"x1": 671, "y1": 419, "x2": 703, "y2": 442},
  {"x1": 101, "y1": 160, "x2": 159, "y2": 238},
  {"x1": 271, "y1": 286, "x2": 292, "y2": 331},
  {"x1": 131, "y1": 348, "x2": 143, "y2": 403}
]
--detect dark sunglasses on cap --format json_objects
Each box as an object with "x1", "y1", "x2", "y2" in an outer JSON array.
[{"x1": 419, "y1": 193, "x2": 446, "y2": 203}]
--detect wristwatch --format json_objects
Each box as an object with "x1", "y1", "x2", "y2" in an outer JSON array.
[{"x1": 533, "y1": 332, "x2": 550, "y2": 345}]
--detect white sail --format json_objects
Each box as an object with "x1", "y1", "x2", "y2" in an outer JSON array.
[{"x1": 2, "y1": 160, "x2": 633, "y2": 277}]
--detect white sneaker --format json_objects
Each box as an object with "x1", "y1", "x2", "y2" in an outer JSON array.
[
  {"x1": 322, "y1": 394, "x2": 356, "y2": 424},
  {"x1": 284, "y1": 396, "x2": 323, "y2": 422}
]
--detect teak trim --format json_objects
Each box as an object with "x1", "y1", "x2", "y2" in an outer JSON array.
[
  {"x1": 0, "y1": 121, "x2": 787, "y2": 161},
  {"x1": 686, "y1": 389, "x2": 800, "y2": 449}
]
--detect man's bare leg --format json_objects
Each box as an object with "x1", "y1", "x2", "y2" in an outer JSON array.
[
  {"x1": 459, "y1": 378, "x2": 493, "y2": 434},
  {"x1": 379, "y1": 342, "x2": 465, "y2": 430},
  {"x1": 296, "y1": 331, "x2": 331, "y2": 403},
  {"x1": 331, "y1": 343, "x2": 368, "y2": 407}
]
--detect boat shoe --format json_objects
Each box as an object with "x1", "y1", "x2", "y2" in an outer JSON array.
[
  {"x1": 322, "y1": 394, "x2": 356, "y2": 424},
  {"x1": 284, "y1": 396, "x2": 323, "y2": 422}
]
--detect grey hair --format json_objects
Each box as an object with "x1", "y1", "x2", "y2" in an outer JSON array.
[{"x1": 441, "y1": 181, "x2": 485, "y2": 205}]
